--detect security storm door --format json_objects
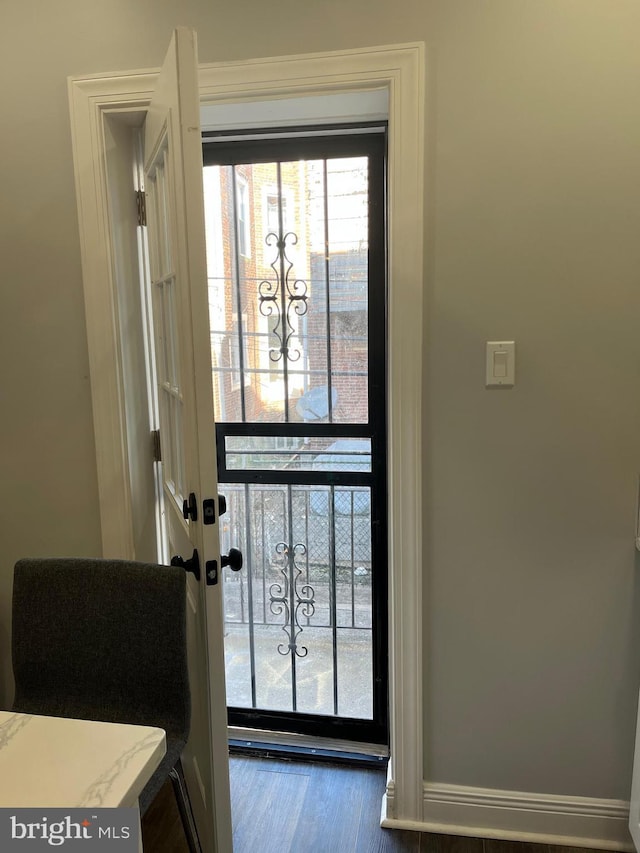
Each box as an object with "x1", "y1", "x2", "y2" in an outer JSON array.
[
  {"x1": 202, "y1": 131, "x2": 388, "y2": 745},
  {"x1": 143, "y1": 28, "x2": 232, "y2": 851}
]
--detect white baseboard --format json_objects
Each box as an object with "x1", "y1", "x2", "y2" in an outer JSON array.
[{"x1": 381, "y1": 781, "x2": 634, "y2": 851}]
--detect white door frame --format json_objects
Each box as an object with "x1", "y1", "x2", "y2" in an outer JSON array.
[{"x1": 68, "y1": 41, "x2": 425, "y2": 826}]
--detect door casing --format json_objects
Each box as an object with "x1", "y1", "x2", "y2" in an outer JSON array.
[{"x1": 68, "y1": 41, "x2": 425, "y2": 826}]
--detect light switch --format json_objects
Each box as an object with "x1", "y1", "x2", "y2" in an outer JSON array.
[
  {"x1": 486, "y1": 341, "x2": 515, "y2": 386},
  {"x1": 493, "y1": 351, "x2": 508, "y2": 377}
]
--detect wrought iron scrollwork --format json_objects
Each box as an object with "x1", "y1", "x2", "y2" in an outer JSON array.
[
  {"x1": 269, "y1": 541, "x2": 315, "y2": 657},
  {"x1": 258, "y1": 231, "x2": 308, "y2": 363}
]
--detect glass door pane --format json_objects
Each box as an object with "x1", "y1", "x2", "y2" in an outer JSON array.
[
  {"x1": 204, "y1": 157, "x2": 370, "y2": 425},
  {"x1": 220, "y1": 484, "x2": 373, "y2": 718}
]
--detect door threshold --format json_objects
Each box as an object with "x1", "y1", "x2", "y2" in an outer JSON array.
[{"x1": 228, "y1": 726, "x2": 388, "y2": 767}]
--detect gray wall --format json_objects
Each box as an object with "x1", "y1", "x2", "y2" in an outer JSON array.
[{"x1": 1, "y1": 0, "x2": 640, "y2": 803}]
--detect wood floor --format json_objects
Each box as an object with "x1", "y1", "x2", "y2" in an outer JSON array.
[{"x1": 141, "y1": 755, "x2": 612, "y2": 853}]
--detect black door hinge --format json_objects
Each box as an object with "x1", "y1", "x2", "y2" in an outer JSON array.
[
  {"x1": 136, "y1": 190, "x2": 147, "y2": 227},
  {"x1": 151, "y1": 429, "x2": 161, "y2": 462}
]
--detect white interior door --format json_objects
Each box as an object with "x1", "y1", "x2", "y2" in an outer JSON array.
[{"x1": 143, "y1": 27, "x2": 232, "y2": 853}]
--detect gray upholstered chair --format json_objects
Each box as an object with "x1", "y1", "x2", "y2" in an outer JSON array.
[{"x1": 11, "y1": 557, "x2": 199, "y2": 852}]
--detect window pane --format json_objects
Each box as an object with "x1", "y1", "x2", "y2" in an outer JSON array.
[
  {"x1": 204, "y1": 156, "x2": 370, "y2": 424},
  {"x1": 224, "y1": 437, "x2": 371, "y2": 473},
  {"x1": 221, "y1": 483, "x2": 373, "y2": 719}
]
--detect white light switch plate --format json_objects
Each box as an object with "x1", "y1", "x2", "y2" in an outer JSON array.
[{"x1": 486, "y1": 341, "x2": 515, "y2": 387}]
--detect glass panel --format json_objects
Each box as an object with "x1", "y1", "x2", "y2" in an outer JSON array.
[
  {"x1": 224, "y1": 436, "x2": 371, "y2": 473},
  {"x1": 173, "y1": 393, "x2": 185, "y2": 498},
  {"x1": 166, "y1": 278, "x2": 178, "y2": 389},
  {"x1": 146, "y1": 179, "x2": 160, "y2": 283},
  {"x1": 204, "y1": 156, "x2": 370, "y2": 425},
  {"x1": 158, "y1": 387, "x2": 174, "y2": 492},
  {"x1": 221, "y1": 483, "x2": 373, "y2": 719},
  {"x1": 337, "y1": 627, "x2": 373, "y2": 718},
  {"x1": 160, "y1": 149, "x2": 173, "y2": 274},
  {"x1": 153, "y1": 281, "x2": 168, "y2": 388},
  {"x1": 326, "y1": 157, "x2": 369, "y2": 424}
]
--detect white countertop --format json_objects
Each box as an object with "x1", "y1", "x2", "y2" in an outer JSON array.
[{"x1": 0, "y1": 711, "x2": 166, "y2": 808}]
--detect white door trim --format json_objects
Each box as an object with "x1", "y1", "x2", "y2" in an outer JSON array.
[{"x1": 68, "y1": 41, "x2": 426, "y2": 824}]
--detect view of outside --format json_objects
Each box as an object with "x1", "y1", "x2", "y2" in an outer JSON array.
[
  {"x1": 203, "y1": 154, "x2": 375, "y2": 720},
  {"x1": 203, "y1": 157, "x2": 369, "y2": 426}
]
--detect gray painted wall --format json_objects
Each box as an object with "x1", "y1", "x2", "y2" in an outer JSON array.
[{"x1": 1, "y1": 0, "x2": 639, "y2": 803}]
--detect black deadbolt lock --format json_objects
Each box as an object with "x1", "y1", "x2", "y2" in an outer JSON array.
[{"x1": 203, "y1": 498, "x2": 216, "y2": 525}]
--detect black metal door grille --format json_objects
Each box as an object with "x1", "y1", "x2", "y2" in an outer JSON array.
[{"x1": 202, "y1": 129, "x2": 388, "y2": 744}]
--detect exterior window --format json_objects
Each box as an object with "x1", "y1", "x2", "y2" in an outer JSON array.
[{"x1": 263, "y1": 188, "x2": 290, "y2": 237}]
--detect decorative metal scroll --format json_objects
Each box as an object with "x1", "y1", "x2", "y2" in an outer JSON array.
[
  {"x1": 258, "y1": 232, "x2": 308, "y2": 363},
  {"x1": 269, "y1": 542, "x2": 315, "y2": 657}
]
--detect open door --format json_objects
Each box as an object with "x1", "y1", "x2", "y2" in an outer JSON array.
[{"x1": 143, "y1": 28, "x2": 232, "y2": 852}]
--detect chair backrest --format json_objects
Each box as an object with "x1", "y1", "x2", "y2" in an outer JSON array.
[{"x1": 11, "y1": 558, "x2": 189, "y2": 741}]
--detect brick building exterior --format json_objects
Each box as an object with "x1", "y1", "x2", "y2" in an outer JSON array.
[{"x1": 205, "y1": 156, "x2": 369, "y2": 428}]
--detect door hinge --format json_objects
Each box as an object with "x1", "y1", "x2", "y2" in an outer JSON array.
[
  {"x1": 151, "y1": 429, "x2": 161, "y2": 462},
  {"x1": 136, "y1": 190, "x2": 147, "y2": 227}
]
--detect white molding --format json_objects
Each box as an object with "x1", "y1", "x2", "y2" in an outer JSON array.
[
  {"x1": 385, "y1": 781, "x2": 633, "y2": 851},
  {"x1": 67, "y1": 81, "x2": 143, "y2": 559},
  {"x1": 68, "y1": 41, "x2": 425, "y2": 823}
]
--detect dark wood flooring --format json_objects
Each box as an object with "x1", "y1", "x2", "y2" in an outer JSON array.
[
  {"x1": 141, "y1": 778, "x2": 190, "y2": 852},
  {"x1": 141, "y1": 755, "x2": 612, "y2": 853}
]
